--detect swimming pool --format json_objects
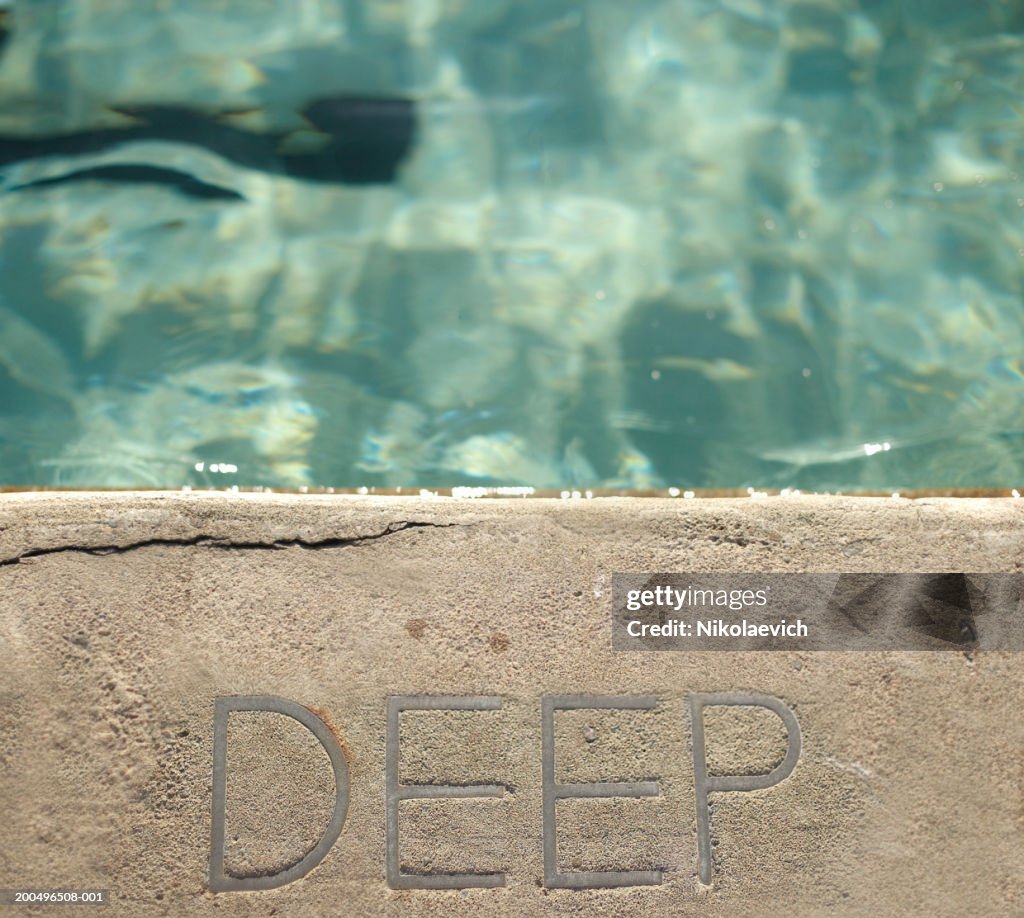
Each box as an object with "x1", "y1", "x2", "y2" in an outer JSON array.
[{"x1": 0, "y1": 1, "x2": 1022, "y2": 491}]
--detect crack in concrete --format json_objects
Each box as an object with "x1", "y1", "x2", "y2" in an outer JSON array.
[{"x1": 0, "y1": 520, "x2": 463, "y2": 567}]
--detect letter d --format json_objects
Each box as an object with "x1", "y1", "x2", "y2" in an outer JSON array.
[{"x1": 209, "y1": 696, "x2": 350, "y2": 892}]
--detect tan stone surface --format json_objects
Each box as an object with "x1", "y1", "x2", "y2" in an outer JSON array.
[{"x1": 1, "y1": 492, "x2": 1022, "y2": 916}]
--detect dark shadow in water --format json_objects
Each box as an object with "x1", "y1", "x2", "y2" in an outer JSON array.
[
  {"x1": 8, "y1": 163, "x2": 246, "y2": 200},
  {"x1": 0, "y1": 96, "x2": 419, "y2": 185}
]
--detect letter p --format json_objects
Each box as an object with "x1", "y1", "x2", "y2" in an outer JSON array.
[{"x1": 689, "y1": 693, "x2": 801, "y2": 885}]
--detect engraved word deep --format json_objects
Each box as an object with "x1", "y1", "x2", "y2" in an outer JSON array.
[{"x1": 209, "y1": 692, "x2": 802, "y2": 892}]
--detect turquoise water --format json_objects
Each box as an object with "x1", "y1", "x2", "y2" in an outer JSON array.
[{"x1": 0, "y1": 1, "x2": 1022, "y2": 491}]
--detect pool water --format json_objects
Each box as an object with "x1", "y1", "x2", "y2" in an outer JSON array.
[{"x1": 0, "y1": 1, "x2": 1022, "y2": 491}]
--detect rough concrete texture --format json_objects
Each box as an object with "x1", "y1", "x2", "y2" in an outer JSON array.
[{"x1": 1, "y1": 492, "x2": 1022, "y2": 916}]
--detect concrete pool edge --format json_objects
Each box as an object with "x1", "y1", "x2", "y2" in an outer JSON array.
[
  {"x1": 2, "y1": 492, "x2": 1023, "y2": 916},
  {"x1": 1, "y1": 491, "x2": 1022, "y2": 571}
]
